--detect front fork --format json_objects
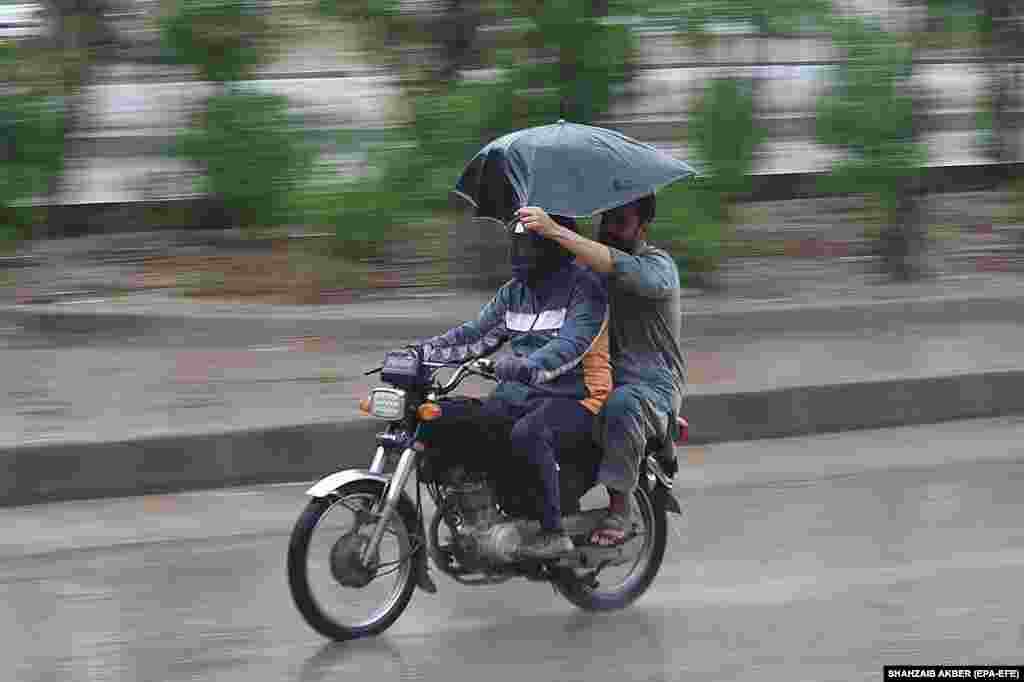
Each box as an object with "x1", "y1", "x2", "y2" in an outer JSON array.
[
  {"x1": 369, "y1": 446, "x2": 387, "y2": 475},
  {"x1": 361, "y1": 445, "x2": 419, "y2": 564}
]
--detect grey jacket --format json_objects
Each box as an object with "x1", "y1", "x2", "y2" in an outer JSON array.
[{"x1": 604, "y1": 241, "x2": 686, "y2": 417}]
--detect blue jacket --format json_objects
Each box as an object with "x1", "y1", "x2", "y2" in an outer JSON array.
[{"x1": 421, "y1": 261, "x2": 611, "y2": 414}]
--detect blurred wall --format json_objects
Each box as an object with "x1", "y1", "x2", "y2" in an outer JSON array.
[{"x1": 5, "y1": 1, "x2": 1020, "y2": 207}]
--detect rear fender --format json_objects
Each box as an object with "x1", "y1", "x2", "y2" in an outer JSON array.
[
  {"x1": 656, "y1": 485, "x2": 683, "y2": 515},
  {"x1": 644, "y1": 457, "x2": 682, "y2": 515}
]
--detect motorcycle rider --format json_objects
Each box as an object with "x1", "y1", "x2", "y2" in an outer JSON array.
[
  {"x1": 413, "y1": 215, "x2": 612, "y2": 560},
  {"x1": 515, "y1": 195, "x2": 686, "y2": 547}
]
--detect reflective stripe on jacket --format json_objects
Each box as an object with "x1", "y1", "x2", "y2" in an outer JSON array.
[{"x1": 421, "y1": 261, "x2": 611, "y2": 414}]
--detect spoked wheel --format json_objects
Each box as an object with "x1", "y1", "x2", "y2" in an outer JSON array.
[
  {"x1": 555, "y1": 484, "x2": 667, "y2": 611},
  {"x1": 288, "y1": 480, "x2": 418, "y2": 641}
]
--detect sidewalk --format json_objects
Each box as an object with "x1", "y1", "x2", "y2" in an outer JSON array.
[{"x1": 3, "y1": 268, "x2": 1023, "y2": 507}]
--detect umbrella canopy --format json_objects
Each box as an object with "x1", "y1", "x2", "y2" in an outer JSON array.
[{"x1": 454, "y1": 120, "x2": 697, "y2": 223}]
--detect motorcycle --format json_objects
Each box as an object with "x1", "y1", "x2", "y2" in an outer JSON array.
[{"x1": 287, "y1": 348, "x2": 687, "y2": 641}]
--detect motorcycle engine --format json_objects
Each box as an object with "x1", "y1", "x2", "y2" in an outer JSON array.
[
  {"x1": 439, "y1": 467, "x2": 524, "y2": 565},
  {"x1": 443, "y1": 466, "x2": 500, "y2": 528}
]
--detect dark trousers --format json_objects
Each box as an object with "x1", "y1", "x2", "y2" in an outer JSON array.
[{"x1": 488, "y1": 397, "x2": 595, "y2": 532}]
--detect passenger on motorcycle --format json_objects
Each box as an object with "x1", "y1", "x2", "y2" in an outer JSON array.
[
  {"x1": 413, "y1": 215, "x2": 612, "y2": 560},
  {"x1": 516, "y1": 195, "x2": 686, "y2": 547}
]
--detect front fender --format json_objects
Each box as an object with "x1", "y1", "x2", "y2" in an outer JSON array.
[{"x1": 305, "y1": 469, "x2": 390, "y2": 498}]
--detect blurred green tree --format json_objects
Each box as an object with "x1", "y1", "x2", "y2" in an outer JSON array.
[
  {"x1": 977, "y1": 0, "x2": 1022, "y2": 164},
  {"x1": 641, "y1": 0, "x2": 829, "y2": 288},
  {"x1": 922, "y1": 0, "x2": 986, "y2": 44},
  {"x1": 30, "y1": 0, "x2": 162, "y2": 239},
  {"x1": 4, "y1": 0, "x2": 117, "y2": 241},
  {"x1": 161, "y1": 0, "x2": 315, "y2": 231},
  {"x1": 506, "y1": 0, "x2": 635, "y2": 123},
  {"x1": 656, "y1": 76, "x2": 763, "y2": 288},
  {"x1": 161, "y1": 0, "x2": 276, "y2": 83},
  {"x1": 675, "y1": 0, "x2": 830, "y2": 35},
  {"x1": 0, "y1": 42, "x2": 67, "y2": 246},
  {"x1": 816, "y1": 16, "x2": 928, "y2": 280},
  {"x1": 310, "y1": 0, "x2": 643, "y2": 264},
  {"x1": 921, "y1": 0, "x2": 1020, "y2": 164},
  {"x1": 318, "y1": 0, "x2": 487, "y2": 83},
  {"x1": 0, "y1": 95, "x2": 67, "y2": 248},
  {"x1": 177, "y1": 89, "x2": 316, "y2": 230}
]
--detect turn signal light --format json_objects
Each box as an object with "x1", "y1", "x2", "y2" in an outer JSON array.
[
  {"x1": 417, "y1": 402, "x2": 442, "y2": 421},
  {"x1": 359, "y1": 397, "x2": 371, "y2": 415}
]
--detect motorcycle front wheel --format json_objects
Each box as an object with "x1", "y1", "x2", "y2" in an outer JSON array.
[
  {"x1": 554, "y1": 483, "x2": 667, "y2": 611},
  {"x1": 288, "y1": 479, "x2": 418, "y2": 641}
]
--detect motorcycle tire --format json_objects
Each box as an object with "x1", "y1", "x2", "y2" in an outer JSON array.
[
  {"x1": 555, "y1": 484, "x2": 667, "y2": 611},
  {"x1": 288, "y1": 479, "x2": 419, "y2": 641}
]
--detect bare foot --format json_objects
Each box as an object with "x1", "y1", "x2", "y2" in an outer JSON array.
[
  {"x1": 590, "y1": 522, "x2": 628, "y2": 547},
  {"x1": 589, "y1": 489, "x2": 631, "y2": 546}
]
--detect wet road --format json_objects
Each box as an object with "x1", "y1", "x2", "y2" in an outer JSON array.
[{"x1": 4, "y1": 417, "x2": 1024, "y2": 681}]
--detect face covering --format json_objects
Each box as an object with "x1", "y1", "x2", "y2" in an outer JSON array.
[{"x1": 509, "y1": 229, "x2": 570, "y2": 283}]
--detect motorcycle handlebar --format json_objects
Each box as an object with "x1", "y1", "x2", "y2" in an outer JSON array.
[
  {"x1": 366, "y1": 356, "x2": 496, "y2": 395},
  {"x1": 430, "y1": 358, "x2": 497, "y2": 395}
]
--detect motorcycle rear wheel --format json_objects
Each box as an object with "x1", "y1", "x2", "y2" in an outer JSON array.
[
  {"x1": 554, "y1": 484, "x2": 667, "y2": 611},
  {"x1": 288, "y1": 479, "x2": 418, "y2": 641}
]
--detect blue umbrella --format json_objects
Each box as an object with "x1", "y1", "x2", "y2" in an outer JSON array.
[{"x1": 453, "y1": 119, "x2": 697, "y2": 224}]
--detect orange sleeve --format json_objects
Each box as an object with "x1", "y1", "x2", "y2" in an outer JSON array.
[{"x1": 579, "y1": 313, "x2": 612, "y2": 415}]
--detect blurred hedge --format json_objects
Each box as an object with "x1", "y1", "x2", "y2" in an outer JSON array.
[
  {"x1": 655, "y1": 77, "x2": 763, "y2": 287},
  {"x1": 176, "y1": 88, "x2": 316, "y2": 230},
  {"x1": 0, "y1": 43, "x2": 67, "y2": 248},
  {"x1": 315, "y1": 0, "x2": 641, "y2": 268},
  {"x1": 161, "y1": 0, "x2": 314, "y2": 232},
  {"x1": 816, "y1": 17, "x2": 927, "y2": 232},
  {"x1": 161, "y1": 0, "x2": 276, "y2": 82}
]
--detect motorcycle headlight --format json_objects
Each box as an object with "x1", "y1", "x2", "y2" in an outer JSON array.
[{"x1": 369, "y1": 388, "x2": 406, "y2": 420}]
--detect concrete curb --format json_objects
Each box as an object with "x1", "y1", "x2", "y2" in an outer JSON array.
[
  {"x1": 6, "y1": 368, "x2": 1023, "y2": 507},
  {"x1": 681, "y1": 292, "x2": 1024, "y2": 338},
  {"x1": 4, "y1": 420, "x2": 381, "y2": 508},
  {"x1": 684, "y1": 369, "x2": 1024, "y2": 445}
]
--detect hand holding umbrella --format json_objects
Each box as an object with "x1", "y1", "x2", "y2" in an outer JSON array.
[
  {"x1": 516, "y1": 205, "x2": 617, "y2": 274},
  {"x1": 515, "y1": 206, "x2": 560, "y2": 239}
]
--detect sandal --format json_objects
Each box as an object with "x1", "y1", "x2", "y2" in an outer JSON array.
[{"x1": 588, "y1": 511, "x2": 632, "y2": 547}]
